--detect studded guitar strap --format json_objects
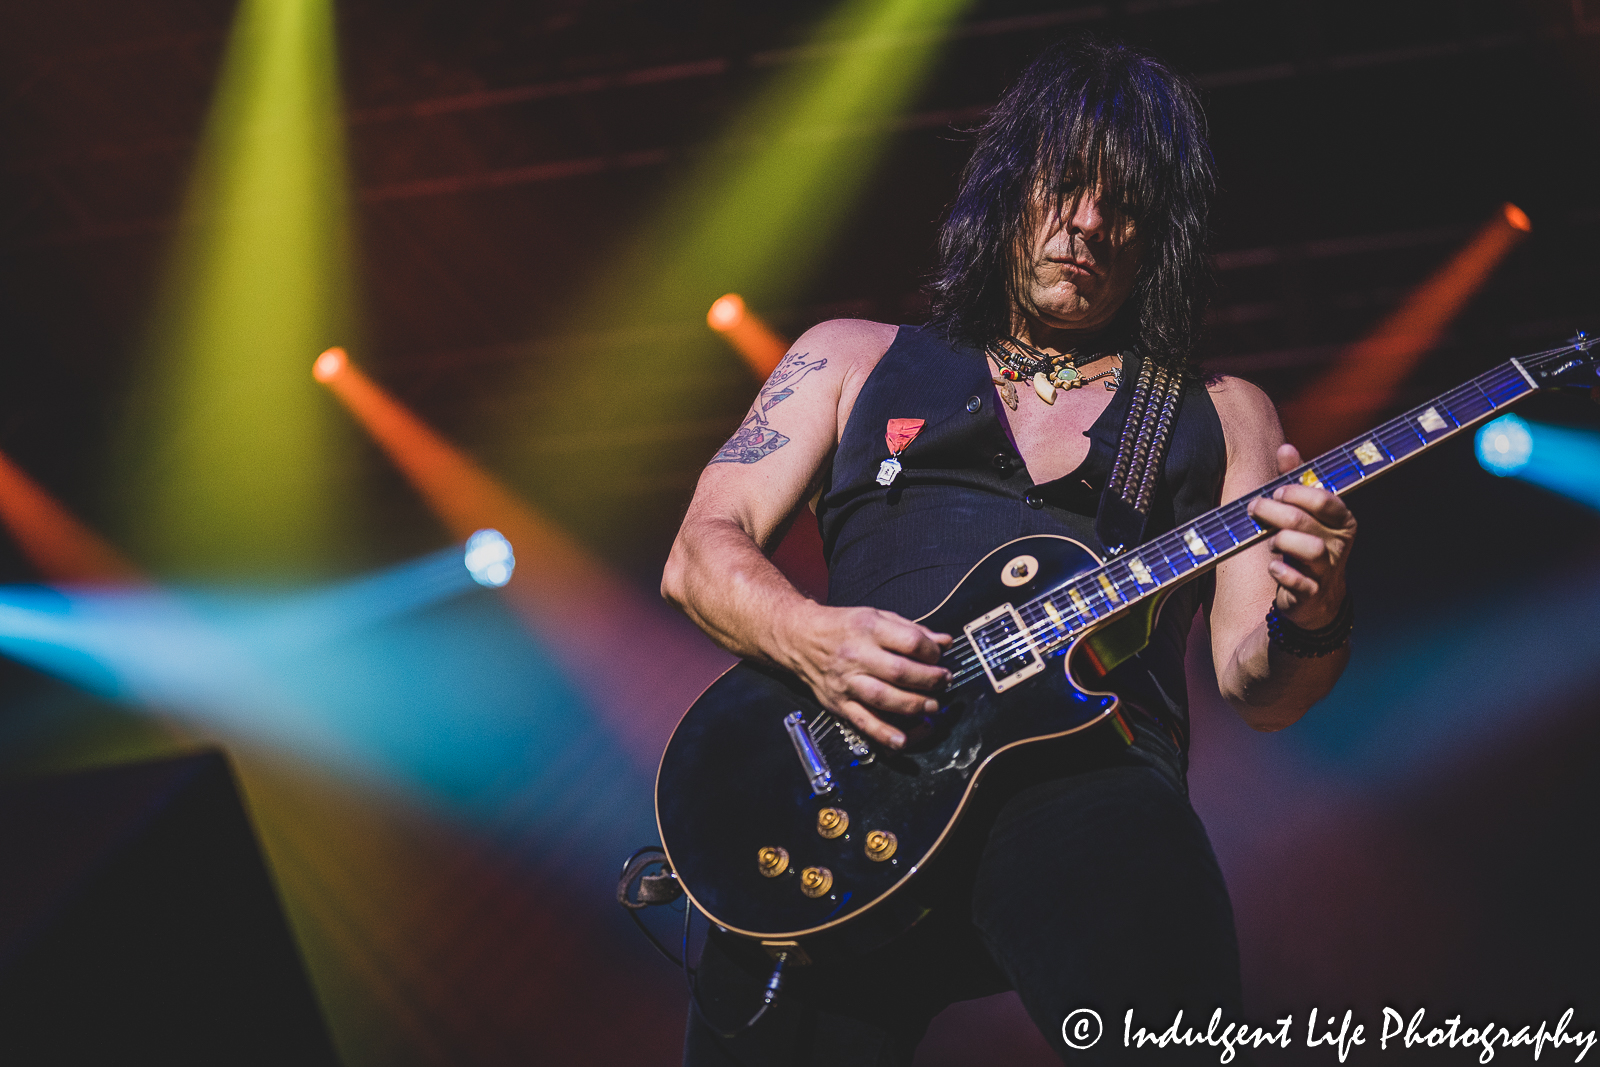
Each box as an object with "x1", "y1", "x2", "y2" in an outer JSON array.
[{"x1": 1096, "y1": 351, "x2": 1188, "y2": 555}]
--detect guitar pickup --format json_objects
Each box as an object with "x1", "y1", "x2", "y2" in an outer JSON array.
[
  {"x1": 964, "y1": 602, "x2": 1044, "y2": 693},
  {"x1": 784, "y1": 711, "x2": 835, "y2": 795}
]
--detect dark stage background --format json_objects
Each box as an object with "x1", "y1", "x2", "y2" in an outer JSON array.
[{"x1": 1, "y1": 1, "x2": 1598, "y2": 1064}]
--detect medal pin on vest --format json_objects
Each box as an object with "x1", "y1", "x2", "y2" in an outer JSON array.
[{"x1": 876, "y1": 418, "x2": 925, "y2": 486}]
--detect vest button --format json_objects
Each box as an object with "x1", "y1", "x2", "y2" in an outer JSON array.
[
  {"x1": 991, "y1": 453, "x2": 1013, "y2": 471},
  {"x1": 1024, "y1": 491, "x2": 1045, "y2": 509},
  {"x1": 966, "y1": 395, "x2": 982, "y2": 413}
]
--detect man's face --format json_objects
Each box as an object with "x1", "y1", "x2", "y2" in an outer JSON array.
[{"x1": 1015, "y1": 181, "x2": 1142, "y2": 339}]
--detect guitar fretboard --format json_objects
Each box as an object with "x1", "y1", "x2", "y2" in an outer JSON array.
[{"x1": 951, "y1": 341, "x2": 1589, "y2": 679}]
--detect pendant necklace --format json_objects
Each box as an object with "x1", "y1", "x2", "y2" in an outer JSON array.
[{"x1": 986, "y1": 335, "x2": 1122, "y2": 410}]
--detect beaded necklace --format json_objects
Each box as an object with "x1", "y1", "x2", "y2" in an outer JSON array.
[{"x1": 985, "y1": 335, "x2": 1122, "y2": 409}]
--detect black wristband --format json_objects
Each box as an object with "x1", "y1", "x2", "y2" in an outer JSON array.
[{"x1": 1265, "y1": 592, "x2": 1353, "y2": 658}]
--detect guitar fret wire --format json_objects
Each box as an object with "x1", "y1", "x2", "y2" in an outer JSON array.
[{"x1": 941, "y1": 351, "x2": 1571, "y2": 692}]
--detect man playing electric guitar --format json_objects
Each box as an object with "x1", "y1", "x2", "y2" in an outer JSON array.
[{"x1": 662, "y1": 39, "x2": 1357, "y2": 1064}]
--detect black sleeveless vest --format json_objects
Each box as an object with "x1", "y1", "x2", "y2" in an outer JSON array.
[{"x1": 816, "y1": 325, "x2": 1227, "y2": 766}]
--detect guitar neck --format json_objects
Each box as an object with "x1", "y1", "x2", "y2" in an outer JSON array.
[{"x1": 1021, "y1": 346, "x2": 1569, "y2": 648}]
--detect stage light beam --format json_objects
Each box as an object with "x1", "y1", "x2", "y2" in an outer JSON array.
[
  {"x1": 1476, "y1": 415, "x2": 1600, "y2": 511},
  {"x1": 314, "y1": 349, "x2": 735, "y2": 768},
  {"x1": 0, "y1": 449, "x2": 144, "y2": 584},
  {"x1": 707, "y1": 294, "x2": 791, "y2": 378},
  {"x1": 121, "y1": 0, "x2": 358, "y2": 577},
  {"x1": 650, "y1": 0, "x2": 976, "y2": 315},
  {"x1": 1281, "y1": 203, "x2": 1532, "y2": 454},
  {"x1": 509, "y1": 0, "x2": 974, "y2": 532},
  {"x1": 1476, "y1": 414, "x2": 1534, "y2": 475}
]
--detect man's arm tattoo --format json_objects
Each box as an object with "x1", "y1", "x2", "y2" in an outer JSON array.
[{"x1": 710, "y1": 350, "x2": 828, "y2": 464}]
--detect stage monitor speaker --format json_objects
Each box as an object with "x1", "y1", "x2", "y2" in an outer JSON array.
[{"x1": 0, "y1": 749, "x2": 342, "y2": 1066}]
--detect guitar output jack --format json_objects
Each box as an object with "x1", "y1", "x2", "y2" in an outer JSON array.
[
  {"x1": 816, "y1": 808, "x2": 849, "y2": 839},
  {"x1": 864, "y1": 830, "x2": 898, "y2": 862},
  {"x1": 799, "y1": 867, "x2": 833, "y2": 898},
  {"x1": 757, "y1": 846, "x2": 790, "y2": 878}
]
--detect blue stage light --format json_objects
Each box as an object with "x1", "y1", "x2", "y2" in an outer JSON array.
[
  {"x1": 464, "y1": 529, "x2": 515, "y2": 587},
  {"x1": 1475, "y1": 414, "x2": 1533, "y2": 475}
]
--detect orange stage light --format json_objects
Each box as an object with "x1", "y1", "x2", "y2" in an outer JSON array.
[
  {"x1": 707, "y1": 294, "x2": 745, "y2": 331},
  {"x1": 313, "y1": 351, "x2": 733, "y2": 767},
  {"x1": 313, "y1": 346, "x2": 347, "y2": 382},
  {"x1": 707, "y1": 293, "x2": 790, "y2": 377},
  {"x1": 1280, "y1": 204, "x2": 1532, "y2": 455},
  {"x1": 0, "y1": 449, "x2": 144, "y2": 584}
]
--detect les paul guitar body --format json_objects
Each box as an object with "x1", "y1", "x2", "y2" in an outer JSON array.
[
  {"x1": 655, "y1": 534, "x2": 1152, "y2": 963},
  {"x1": 654, "y1": 335, "x2": 1599, "y2": 964}
]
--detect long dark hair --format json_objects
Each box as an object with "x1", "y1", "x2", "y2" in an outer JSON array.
[{"x1": 928, "y1": 38, "x2": 1215, "y2": 372}]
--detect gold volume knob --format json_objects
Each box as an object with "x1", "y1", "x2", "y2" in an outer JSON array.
[
  {"x1": 757, "y1": 846, "x2": 790, "y2": 878},
  {"x1": 816, "y1": 808, "x2": 849, "y2": 839},
  {"x1": 864, "y1": 830, "x2": 898, "y2": 862},
  {"x1": 799, "y1": 867, "x2": 833, "y2": 898}
]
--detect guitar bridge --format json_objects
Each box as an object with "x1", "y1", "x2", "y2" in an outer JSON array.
[
  {"x1": 964, "y1": 602, "x2": 1044, "y2": 693},
  {"x1": 783, "y1": 711, "x2": 835, "y2": 795}
]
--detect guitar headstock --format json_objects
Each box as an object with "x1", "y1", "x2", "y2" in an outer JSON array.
[{"x1": 1523, "y1": 332, "x2": 1600, "y2": 393}]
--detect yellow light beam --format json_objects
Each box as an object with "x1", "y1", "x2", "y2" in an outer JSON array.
[
  {"x1": 641, "y1": 0, "x2": 977, "y2": 318},
  {"x1": 120, "y1": 0, "x2": 358, "y2": 578},
  {"x1": 505, "y1": 0, "x2": 974, "y2": 534}
]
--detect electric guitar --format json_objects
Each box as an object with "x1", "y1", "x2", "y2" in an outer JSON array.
[{"x1": 655, "y1": 336, "x2": 1599, "y2": 964}]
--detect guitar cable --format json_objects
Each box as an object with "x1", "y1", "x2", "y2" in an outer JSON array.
[
  {"x1": 618, "y1": 846, "x2": 687, "y2": 968},
  {"x1": 685, "y1": 901, "x2": 790, "y2": 1040},
  {"x1": 618, "y1": 844, "x2": 789, "y2": 1038}
]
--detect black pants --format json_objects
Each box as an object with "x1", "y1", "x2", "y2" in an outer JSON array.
[{"x1": 683, "y1": 759, "x2": 1242, "y2": 1066}]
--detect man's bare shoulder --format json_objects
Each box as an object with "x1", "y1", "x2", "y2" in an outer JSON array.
[
  {"x1": 1207, "y1": 374, "x2": 1284, "y2": 455},
  {"x1": 791, "y1": 318, "x2": 899, "y2": 377},
  {"x1": 792, "y1": 320, "x2": 899, "y2": 440}
]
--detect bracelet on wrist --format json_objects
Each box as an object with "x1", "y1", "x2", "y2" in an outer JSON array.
[{"x1": 1265, "y1": 592, "x2": 1353, "y2": 658}]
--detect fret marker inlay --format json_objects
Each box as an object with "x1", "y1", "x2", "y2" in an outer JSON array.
[
  {"x1": 1418, "y1": 407, "x2": 1448, "y2": 433},
  {"x1": 1353, "y1": 441, "x2": 1383, "y2": 467},
  {"x1": 1183, "y1": 528, "x2": 1210, "y2": 557},
  {"x1": 1129, "y1": 558, "x2": 1153, "y2": 585}
]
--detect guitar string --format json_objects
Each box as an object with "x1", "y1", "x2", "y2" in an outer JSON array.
[
  {"x1": 817, "y1": 347, "x2": 1583, "y2": 726},
  {"x1": 936, "y1": 353, "x2": 1556, "y2": 689},
  {"x1": 928, "y1": 347, "x2": 1574, "y2": 697}
]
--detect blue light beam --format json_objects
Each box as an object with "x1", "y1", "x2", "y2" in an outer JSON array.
[
  {"x1": 0, "y1": 537, "x2": 524, "y2": 791},
  {"x1": 1477, "y1": 415, "x2": 1600, "y2": 511}
]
